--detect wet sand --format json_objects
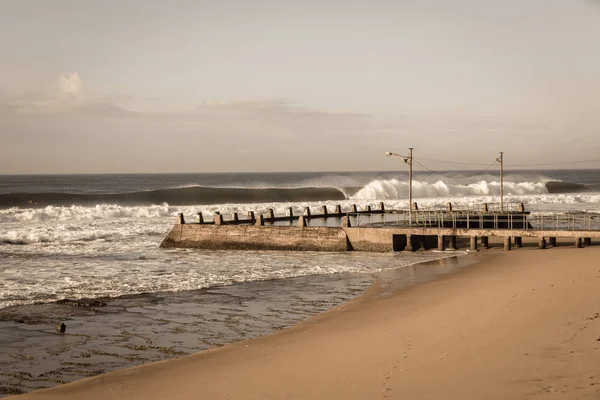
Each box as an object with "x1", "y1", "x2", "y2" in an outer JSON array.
[
  {"x1": 0, "y1": 254, "x2": 470, "y2": 397},
  {"x1": 8, "y1": 244, "x2": 600, "y2": 400}
]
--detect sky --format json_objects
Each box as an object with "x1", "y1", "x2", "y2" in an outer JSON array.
[{"x1": 0, "y1": 0, "x2": 599, "y2": 174}]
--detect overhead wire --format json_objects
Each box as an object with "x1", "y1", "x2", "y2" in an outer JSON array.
[
  {"x1": 412, "y1": 159, "x2": 499, "y2": 180},
  {"x1": 504, "y1": 158, "x2": 600, "y2": 167},
  {"x1": 412, "y1": 157, "x2": 492, "y2": 166}
]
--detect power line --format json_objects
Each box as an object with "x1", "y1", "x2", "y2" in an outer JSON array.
[
  {"x1": 506, "y1": 158, "x2": 600, "y2": 167},
  {"x1": 413, "y1": 157, "x2": 493, "y2": 166},
  {"x1": 412, "y1": 159, "x2": 498, "y2": 180},
  {"x1": 414, "y1": 156, "x2": 600, "y2": 168}
]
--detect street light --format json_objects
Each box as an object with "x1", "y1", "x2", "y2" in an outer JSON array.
[
  {"x1": 385, "y1": 148, "x2": 414, "y2": 223},
  {"x1": 495, "y1": 152, "x2": 504, "y2": 212}
]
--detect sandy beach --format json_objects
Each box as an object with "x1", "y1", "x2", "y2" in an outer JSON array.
[{"x1": 11, "y1": 245, "x2": 600, "y2": 400}]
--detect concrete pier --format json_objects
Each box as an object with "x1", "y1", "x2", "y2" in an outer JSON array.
[
  {"x1": 470, "y1": 236, "x2": 478, "y2": 251},
  {"x1": 405, "y1": 234, "x2": 414, "y2": 251},
  {"x1": 449, "y1": 236, "x2": 457, "y2": 250},
  {"x1": 287, "y1": 207, "x2": 294, "y2": 218},
  {"x1": 162, "y1": 205, "x2": 600, "y2": 253}
]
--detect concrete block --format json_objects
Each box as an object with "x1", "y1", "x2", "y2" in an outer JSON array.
[
  {"x1": 197, "y1": 212, "x2": 204, "y2": 224},
  {"x1": 232, "y1": 212, "x2": 239, "y2": 222},
  {"x1": 517, "y1": 203, "x2": 525, "y2": 212},
  {"x1": 177, "y1": 213, "x2": 185, "y2": 224},
  {"x1": 365, "y1": 205, "x2": 372, "y2": 212},
  {"x1": 446, "y1": 202, "x2": 453, "y2": 212},
  {"x1": 481, "y1": 203, "x2": 488, "y2": 212},
  {"x1": 504, "y1": 236, "x2": 512, "y2": 251},
  {"x1": 214, "y1": 214, "x2": 224, "y2": 225},
  {"x1": 248, "y1": 211, "x2": 255, "y2": 221},
  {"x1": 412, "y1": 202, "x2": 419, "y2": 211},
  {"x1": 321, "y1": 205, "x2": 328, "y2": 217},
  {"x1": 287, "y1": 207, "x2": 294, "y2": 218},
  {"x1": 335, "y1": 205, "x2": 342, "y2": 215},
  {"x1": 304, "y1": 207, "x2": 311, "y2": 217},
  {"x1": 379, "y1": 202, "x2": 385, "y2": 211},
  {"x1": 256, "y1": 214, "x2": 264, "y2": 226},
  {"x1": 538, "y1": 238, "x2": 546, "y2": 249},
  {"x1": 267, "y1": 208, "x2": 275, "y2": 219},
  {"x1": 438, "y1": 235, "x2": 444, "y2": 251},
  {"x1": 298, "y1": 215, "x2": 307, "y2": 228},
  {"x1": 575, "y1": 237, "x2": 582, "y2": 248},
  {"x1": 351, "y1": 204, "x2": 358, "y2": 213}
]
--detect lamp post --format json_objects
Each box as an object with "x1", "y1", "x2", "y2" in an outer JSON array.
[
  {"x1": 495, "y1": 152, "x2": 504, "y2": 212},
  {"x1": 385, "y1": 147, "x2": 414, "y2": 224}
]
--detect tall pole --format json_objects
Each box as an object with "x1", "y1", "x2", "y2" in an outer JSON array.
[
  {"x1": 499, "y1": 152, "x2": 504, "y2": 212},
  {"x1": 408, "y1": 147, "x2": 414, "y2": 223}
]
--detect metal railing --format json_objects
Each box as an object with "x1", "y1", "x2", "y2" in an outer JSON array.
[{"x1": 349, "y1": 211, "x2": 600, "y2": 232}]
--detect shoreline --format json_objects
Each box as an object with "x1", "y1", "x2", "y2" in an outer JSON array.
[
  {"x1": 0, "y1": 251, "x2": 469, "y2": 396},
  {"x1": 10, "y1": 245, "x2": 600, "y2": 399}
]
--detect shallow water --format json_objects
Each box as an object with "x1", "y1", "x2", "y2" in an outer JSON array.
[{"x1": 0, "y1": 254, "x2": 473, "y2": 397}]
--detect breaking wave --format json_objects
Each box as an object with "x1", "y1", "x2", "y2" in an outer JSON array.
[
  {"x1": 350, "y1": 179, "x2": 546, "y2": 200},
  {"x1": 0, "y1": 186, "x2": 347, "y2": 208},
  {"x1": 1, "y1": 179, "x2": 598, "y2": 209}
]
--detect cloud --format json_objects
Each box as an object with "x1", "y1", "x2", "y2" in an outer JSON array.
[{"x1": 58, "y1": 73, "x2": 82, "y2": 96}]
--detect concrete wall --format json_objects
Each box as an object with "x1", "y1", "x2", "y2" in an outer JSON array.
[
  {"x1": 160, "y1": 223, "x2": 600, "y2": 253},
  {"x1": 343, "y1": 227, "x2": 392, "y2": 252},
  {"x1": 160, "y1": 224, "x2": 350, "y2": 251}
]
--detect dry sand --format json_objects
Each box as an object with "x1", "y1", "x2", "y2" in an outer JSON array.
[{"x1": 12, "y1": 246, "x2": 600, "y2": 400}]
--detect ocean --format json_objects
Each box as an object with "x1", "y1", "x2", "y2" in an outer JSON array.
[
  {"x1": 2, "y1": 169, "x2": 600, "y2": 309},
  {"x1": 1, "y1": 169, "x2": 599, "y2": 395}
]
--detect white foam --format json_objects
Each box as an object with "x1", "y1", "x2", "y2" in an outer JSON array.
[{"x1": 350, "y1": 179, "x2": 549, "y2": 200}]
